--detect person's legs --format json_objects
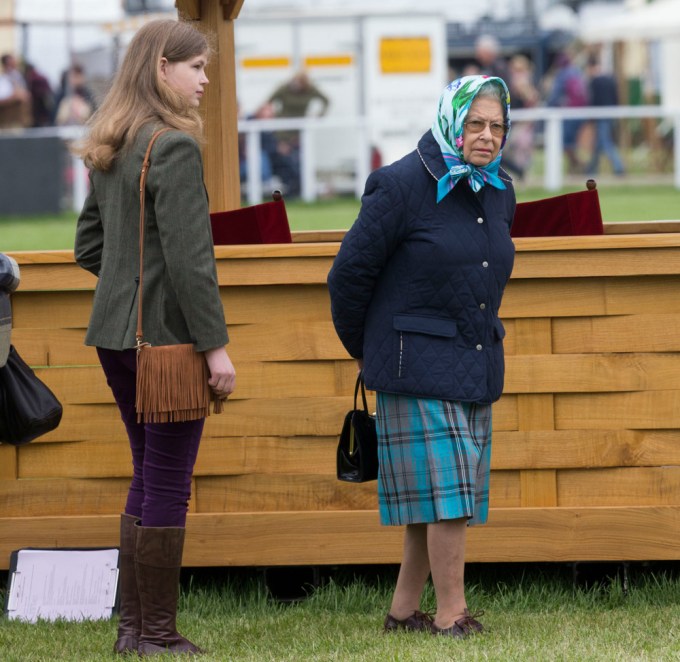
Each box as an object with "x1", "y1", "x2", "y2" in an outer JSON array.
[
  {"x1": 97, "y1": 348, "x2": 147, "y2": 518},
  {"x1": 388, "y1": 523, "x2": 430, "y2": 620},
  {"x1": 141, "y1": 417, "x2": 203, "y2": 527},
  {"x1": 599, "y1": 119, "x2": 625, "y2": 175},
  {"x1": 97, "y1": 347, "x2": 205, "y2": 655},
  {"x1": 428, "y1": 518, "x2": 468, "y2": 629}
]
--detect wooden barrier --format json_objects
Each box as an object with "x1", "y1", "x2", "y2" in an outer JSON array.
[{"x1": 2, "y1": 230, "x2": 680, "y2": 567}]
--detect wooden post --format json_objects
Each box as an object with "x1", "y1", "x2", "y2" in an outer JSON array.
[{"x1": 175, "y1": 0, "x2": 243, "y2": 212}]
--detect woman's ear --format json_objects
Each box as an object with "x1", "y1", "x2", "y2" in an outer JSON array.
[{"x1": 158, "y1": 57, "x2": 168, "y2": 81}]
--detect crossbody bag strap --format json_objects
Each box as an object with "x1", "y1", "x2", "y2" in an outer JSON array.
[{"x1": 135, "y1": 127, "x2": 172, "y2": 348}]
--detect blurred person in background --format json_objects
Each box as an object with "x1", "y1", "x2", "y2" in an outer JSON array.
[
  {"x1": 266, "y1": 70, "x2": 330, "y2": 197},
  {"x1": 54, "y1": 64, "x2": 96, "y2": 126},
  {"x1": 474, "y1": 34, "x2": 509, "y2": 82},
  {"x1": 0, "y1": 53, "x2": 30, "y2": 129},
  {"x1": 585, "y1": 56, "x2": 625, "y2": 177},
  {"x1": 501, "y1": 54, "x2": 540, "y2": 181},
  {"x1": 546, "y1": 50, "x2": 588, "y2": 173},
  {"x1": 23, "y1": 62, "x2": 54, "y2": 127}
]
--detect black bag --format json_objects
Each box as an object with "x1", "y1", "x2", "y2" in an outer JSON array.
[
  {"x1": 336, "y1": 372, "x2": 378, "y2": 483},
  {"x1": 0, "y1": 345, "x2": 63, "y2": 445}
]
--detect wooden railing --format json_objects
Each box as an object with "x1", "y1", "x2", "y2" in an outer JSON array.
[{"x1": 2, "y1": 228, "x2": 680, "y2": 567}]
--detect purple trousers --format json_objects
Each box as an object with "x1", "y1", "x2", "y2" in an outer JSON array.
[{"x1": 97, "y1": 348, "x2": 204, "y2": 527}]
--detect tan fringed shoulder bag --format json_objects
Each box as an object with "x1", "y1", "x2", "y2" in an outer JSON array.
[{"x1": 134, "y1": 128, "x2": 224, "y2": 423}]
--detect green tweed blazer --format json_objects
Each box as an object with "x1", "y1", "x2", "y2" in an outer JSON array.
[{"x1": 75, "y1": 126, "x2": 229, "y2": 353}]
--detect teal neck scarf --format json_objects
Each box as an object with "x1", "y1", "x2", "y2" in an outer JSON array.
[{"x1": 431, "y1": 75, "x2": 511, "y2": 203}]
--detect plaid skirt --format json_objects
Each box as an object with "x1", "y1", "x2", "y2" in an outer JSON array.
[{"x1": 376, "y1": 392, "x2": 492, "y2": 527}]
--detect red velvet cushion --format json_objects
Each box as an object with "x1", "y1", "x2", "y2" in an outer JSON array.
[
  {"x1": 210, "y1": 198, "x2": 292, "y2": 245},
  {"x1": 511, "y1": 188, "x2": 603, "y2": 238}
]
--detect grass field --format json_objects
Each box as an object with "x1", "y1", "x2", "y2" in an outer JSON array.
[
  {"x1": 2, "y1": 184, "x2": 680, "y2": 251},
  {"x1": 1, "y1": 562, "x2": 679, "y2": 661}
]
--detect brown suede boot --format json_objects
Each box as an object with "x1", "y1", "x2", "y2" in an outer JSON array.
[
  {"x1": 136, "y1": 525, "x2": 202, "y2": 656},
  {"x1": 114, "y1": 513, "x2": 141, "y2": 655}
]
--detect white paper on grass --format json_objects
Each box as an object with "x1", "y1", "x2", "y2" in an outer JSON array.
[{"x1": 6, "y1": 548, "x2": 119, "y2": 623}]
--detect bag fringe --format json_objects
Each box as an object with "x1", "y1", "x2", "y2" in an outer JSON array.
[{"x1": 135, "y1": 344, "x2": 219, "y2": 423}]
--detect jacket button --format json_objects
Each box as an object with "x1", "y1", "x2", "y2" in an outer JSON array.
[
  {"x1": 477, "y1": 217, "x2": 484, "y2": 224},
  {"x1": 480, "y1": 303, "x2": 486, "y2": 310},
  {"x1": 476, "y1": 344, "x2": 483, "y2": 351},
  {"x1": 482, "y1": 261, "x2": 489, "y2": 268}
]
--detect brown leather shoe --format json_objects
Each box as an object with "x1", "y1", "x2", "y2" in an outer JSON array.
[
  {"x1": 430, "y1": 609, "x2": 485, "y2": 638},
  {"x1": 383, "y1": 610, "x2": 434, "y2": 633}
]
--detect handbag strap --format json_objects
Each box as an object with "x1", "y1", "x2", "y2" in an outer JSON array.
[
  {"x1": 135, "y1": 127, "x2": 172, "y2": 348},
  {"x1": 354, "y1": 371, "x2": 369, "y2": 413}
]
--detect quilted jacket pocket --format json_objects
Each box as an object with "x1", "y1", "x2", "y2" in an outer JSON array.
[
  {"x1": 493, "y1": 318, "x2": 506, "y2": 340},
  {"x1": 393, "y1": 314, "x2": 457, "y2": 337},
  {"x1": 393, "y1": 314, "x2": 457, "y2": 379}
]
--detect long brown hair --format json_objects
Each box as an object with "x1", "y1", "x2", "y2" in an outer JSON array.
[{"x1": 75, "y1": 19, "x2": 210, "y2": 171}]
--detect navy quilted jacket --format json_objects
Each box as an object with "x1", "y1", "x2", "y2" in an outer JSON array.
[{"x1": 327, "y1": 130, "x2": 516, "y2": 404}]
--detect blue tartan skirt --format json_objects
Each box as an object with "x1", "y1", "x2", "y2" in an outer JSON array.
[{"x1": 376, "y1": 392, "x2": 492, "y2": 527}]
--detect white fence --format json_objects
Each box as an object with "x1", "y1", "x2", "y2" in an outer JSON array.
[{"x1": 2, "y1": 105, "x2": 680, "y2": 214}]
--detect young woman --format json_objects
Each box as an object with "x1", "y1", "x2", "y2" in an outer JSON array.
[
  {"x1": 328, "y1": 76, "x2": 515, "y2": 638},
  {"x1": 74, "y1": 19, "x2": 235, "y2": 656}
]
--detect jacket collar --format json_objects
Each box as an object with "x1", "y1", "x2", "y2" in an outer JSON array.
[{"x1": 416, "y1": 130, "x2": 448, "y2": 182}]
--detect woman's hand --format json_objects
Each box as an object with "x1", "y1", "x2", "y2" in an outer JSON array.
[{"x1": 204, "y1": 346, "x2": 236, "y2": 399}]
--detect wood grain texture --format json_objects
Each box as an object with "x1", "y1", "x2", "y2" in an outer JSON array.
[
  {"x1": 5, "y1": 234, "x2": 680, "y2": 566},
  {"x1": 2, "y1": 506, "x2": 679, "y2": 568}
]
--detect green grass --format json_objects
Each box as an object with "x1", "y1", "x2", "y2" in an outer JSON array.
[
  {"x1": 1, "y1": 563, "x2": 679, "y2": 660},
  {"x1": 2, "y1": 184, "x2": 680, "y2": 251}
]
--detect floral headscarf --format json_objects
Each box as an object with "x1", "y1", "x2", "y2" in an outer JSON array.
[{"x1": 431, "y1": 75, "x2": 511, "y2": 203}]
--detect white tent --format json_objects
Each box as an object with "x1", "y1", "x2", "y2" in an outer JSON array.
[{"x1": 581, "y1": 0, "x2": 680, "y2": 42}]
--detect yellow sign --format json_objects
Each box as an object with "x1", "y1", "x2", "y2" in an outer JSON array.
[
  {"x1": 380, "y1": 37, "x2": 431, "y2": 74},
  {"x1": 241, "y1": 57, "x2": 291, "y2": 69},
  {"x1": 304, "y1": 55, "x2": 354, "y2": 68}
]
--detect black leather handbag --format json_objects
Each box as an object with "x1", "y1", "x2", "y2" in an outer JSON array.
[
  {"x1": 0, "y1": 345, "x2": 63, "y2": 445},
  {"x1": 336, "y1": 372, "x2": 379, "y2": 483}
]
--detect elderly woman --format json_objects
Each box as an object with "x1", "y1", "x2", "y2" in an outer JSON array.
[
  {"x1": 0, "y1": 253, "x2": 20, "y2": 368},
  {"x1": 327, "y1": 75, "x2": 516, "y2": 638}
]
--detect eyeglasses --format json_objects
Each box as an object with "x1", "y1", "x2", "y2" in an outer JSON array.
[{"x1": 463, "y1": 119, "x2": 507, "y2": 137}]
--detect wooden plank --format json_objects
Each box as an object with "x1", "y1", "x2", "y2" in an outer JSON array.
[
  {"x1": 225, "y1": 322, "x2": 347, "y2": 361},
  {"x1": 214, "y1": 256, "x2": 335, "y2": 286},
  {"x1": 18, "y1": 438, "x2": 133, "y2": 479},
  {"x1": 513, "y1": 318, "x2": 552, "y2": 354},
  {"x1": 505, "y1": 353, "x2": 680, "y2": 393},
  {"x1": 554, "y1": 314, "x2": 680, "y2": 353},
  {"x1": 0, "y1": 478, "x2": 130, "y2": 517},
  {"x1": 196, "y1": 475, "x2": 377, "y2": 512},
  {"x1": 512, "y1": 233, "x2": 680, "y2": 252},
  {"x1": 2, "y1": 506, "x2": 679, "y2": 568},
  {"x1": 11, "y1": 291, "x2": 93, "y2": 328},
  {"x1": 221, "y1": 0, "x2": 245, "y2": 20},
  {"x1": 292, "y1": 230, "x2": 346, "y2": 243},
  {"x1": 558, "y1": 467, "x2": 680, "y2": 507},
  {"x1": 176, "y1": 0, "x2": 201, "y2": 19},
  {"x1": 220, "y1": 284, "x2": 331, "y2": 324},
  {"x1": 492, "y1": 430, "x2": 680, "y2": 470},
  {"x1": 555, "y1": 391, "x2": 680, "y2": 429},
  {"x1": 512, "y1": 247, "x2": 680, "y2": 279},
  {"x1": 517, "y1": 394, "x2": 553, "y2": 430},
  {"x1": 35, "y1": 361, "x2": 360, "y2": 406},
  {"x1": 11, "y1": 330, "x2": 98, "y2": 367},
  {"x1": 521, "y1": 470, "x2": 557, "y2": 507},
  {"x1": 201, "y1": 1, "x2": 240, "y2": 212},
  {"x1": 502, "y1": 276, "x2": 680, "y2": 318},
  {"x1": 195, "y1": 471, "x2": 521, "y2": 512},
  {"x1": 0, "y1": 445, "x2": 16, "y2": 480},
  {"x1": 603, "y1": 221, "x2": 680, "y2": 234}
]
